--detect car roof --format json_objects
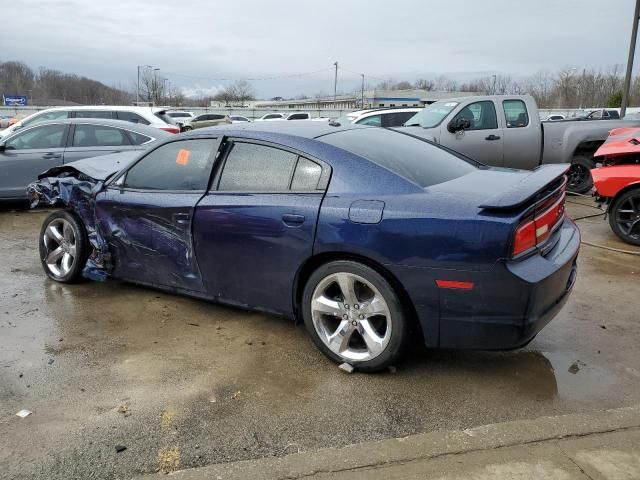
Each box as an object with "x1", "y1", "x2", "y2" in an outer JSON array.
[
  {"x1": 183, "y1": 120, "x2": 370, "y2": 139},
  {"x1": 5, "y1": 118, "x2": 171, "y2": 137}
]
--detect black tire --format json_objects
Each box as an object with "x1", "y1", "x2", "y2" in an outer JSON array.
[
  {"x1": 182, "y1": 125, "x2": 193, "y2": 132},
  {"x1": 302, "y1": 260, "x2": 407, "y2": 372},
  {"x1": 567, "y1": 155, "x2": 595, "y2": 194},
  {"x1": 609, "y1": 187, "x2": 640, "y2": 246},
  {"x1": 39, "y1": 210, "x2": 90, "y2": 283}
]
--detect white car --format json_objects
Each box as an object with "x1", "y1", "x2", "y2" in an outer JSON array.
[
  {"x1": 166, "y1": 111, "x2": 195, "y2": 126},
  {"x1": 337, "y1": 107, "x2": 422, "y2": 128},
  {"x1": 0, "y1": 105, "x2": 180, "y2": 138},
  {"x1": 254, "y1": 112, "x2": 312, "y2": 121},
  {"x1": 255, "y1": 113, "x2": 287, "y2": 121},
  {"x1": 230, "y1": 115, "x2": 251, "y2": 123}
]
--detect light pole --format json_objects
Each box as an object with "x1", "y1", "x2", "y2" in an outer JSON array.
[
  {"x1": 137, "y1": 65, "x2": 152, "y2": 105},
  {"x1": 333, "y1": 61, "x2": 338, "y2": 106},
  {"x1": 361, "y1": 74, "x2": 365, "y2": 108},
  {"x1": 622, "y1": 0, "x2": 640, "y2": 117}
]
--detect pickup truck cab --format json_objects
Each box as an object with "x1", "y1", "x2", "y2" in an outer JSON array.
[{"x1": 401, "y1": 95, "x2": 640, "y2": 193}]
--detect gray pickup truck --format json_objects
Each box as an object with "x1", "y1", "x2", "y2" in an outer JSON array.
[{"x1": 400, "y1": 95, "x2": 640, "y2": 193}]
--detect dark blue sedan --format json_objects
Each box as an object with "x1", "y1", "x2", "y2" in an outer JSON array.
[{"x1": 30, "y1": 122, "x2": 579, "y2": 371}]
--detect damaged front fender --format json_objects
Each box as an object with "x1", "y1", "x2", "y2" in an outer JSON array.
[{"x1": 27, "y1": 152, "x2": 139, "y2": 281}]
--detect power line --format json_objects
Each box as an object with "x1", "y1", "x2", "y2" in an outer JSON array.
[{"x1": 158, "y1": 67, "x2": 334, "y2": 82}]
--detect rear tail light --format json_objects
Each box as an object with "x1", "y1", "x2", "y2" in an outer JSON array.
[
  {"x1": 512, "y1": 192, "x2": 566, "y2": 257},
  {"x1": 160, "y1": 126, "x2": 180, "y2": 134}
]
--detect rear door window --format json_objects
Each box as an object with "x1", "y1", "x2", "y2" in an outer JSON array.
[
  {"x1": 127, "y1": 131, "x2": 154, "y2": 145},
  {"x1": 503, "y1": 100, "x2": 529, "y2": 128},
  {"x1": 291, "y1": 157, "x2": 323, "y2": 190},
  {"x1": 123, "y1": 139, "x2": 217, "y2": 190},
  {"x1": 217, "y1": 142, "x2": 297, "y2": 191},
  {"x1": 72, "y1": 124, "x2": 131, "y2": 147}
]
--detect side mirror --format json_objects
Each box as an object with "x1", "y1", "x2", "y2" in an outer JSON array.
[{"x1": 448, "y1": 117, "x2": 471, "y2": 133}]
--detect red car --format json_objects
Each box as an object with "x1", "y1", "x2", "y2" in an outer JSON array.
[{"x1": 591, "y1": 127, "x2": 640, "y2": 245}]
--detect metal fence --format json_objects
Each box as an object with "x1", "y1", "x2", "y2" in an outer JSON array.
[{"x1": 3, "y1": 105, "x2": 640, "y2": 121}]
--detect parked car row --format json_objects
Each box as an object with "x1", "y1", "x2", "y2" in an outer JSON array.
[
  {"x1": 0, "y1": 105, "x2": 181, "y2": 138},
  {"x1": 0, "y1": 118, "x2": 170, "y2": 199}
]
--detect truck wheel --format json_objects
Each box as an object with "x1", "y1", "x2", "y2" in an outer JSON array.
[
  {"x1": 609, "y1": 187, "x2": 640, "y2": 246},
  {"x1": 567, "y1": 156, "x2": 594, "y2": 194}
]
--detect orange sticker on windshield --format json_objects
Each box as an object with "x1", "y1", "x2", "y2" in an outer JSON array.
[{"x1": 176, "y1": 149, "x2": 191, "y2": 166}]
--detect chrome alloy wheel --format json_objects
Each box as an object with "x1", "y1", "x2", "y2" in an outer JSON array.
[
  {"x1": 311, "y1": 272, "x2": 392, "y2": 362},
  {"x1": 42, "y1": 218, "x2": 77, "y2": 278}
]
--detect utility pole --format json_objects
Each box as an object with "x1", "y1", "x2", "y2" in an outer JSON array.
[
  {"x1": 333, "y1": 61, "x2": 338, "y2": 106},
  {"x1": 361, "y1": 74, "x2": 365, "y2": 108},
  {"x1": 622, "y1": 0, "x2": 640, "y2": 118}
]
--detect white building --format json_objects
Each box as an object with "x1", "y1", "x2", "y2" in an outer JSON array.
[{"x1": 253, "y1": 89, "x2": 479, "y2": 110}]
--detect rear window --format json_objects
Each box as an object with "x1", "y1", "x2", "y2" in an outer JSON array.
[
  {"x1": 154, "y1": 111, "x2": 176, "y2": 125},
  {"x1": 320, "y1": 128, "x2": 477, "y2": 188}
]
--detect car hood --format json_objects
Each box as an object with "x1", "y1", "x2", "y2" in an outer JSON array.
[{"x1": 37, "y1": 151, "x2": 141, "y2": 181}]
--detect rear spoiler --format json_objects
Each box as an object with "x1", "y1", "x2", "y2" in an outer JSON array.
[{"x1": 479, "y1": 164, "x2": 569, "y2": 210}]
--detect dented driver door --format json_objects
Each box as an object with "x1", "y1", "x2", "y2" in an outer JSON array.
[{"x1": 94, "y1": 137, "x2": 222, "y2": 292}]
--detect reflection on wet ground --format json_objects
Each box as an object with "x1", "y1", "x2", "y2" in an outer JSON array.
[{"x1": 1, "y1": 203, "x2": 639, "y2": 479}]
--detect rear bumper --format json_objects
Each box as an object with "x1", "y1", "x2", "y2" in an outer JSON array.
[
  {"x1": 438, "y1": 218, "x2": 580, "y2": 349},
  {"x1": 392, "y1": 218, "x2": 580, "y2": 350}
]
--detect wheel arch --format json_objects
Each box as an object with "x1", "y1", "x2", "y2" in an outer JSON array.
[
  {"x1": 573, "y1": 140, "x2": 605, "y2": 159},
  {"x1": 292, "y1": 251, "x2": 423, "y2": 338},
  {"x1": 609, "y1": 181, "x2": 640, "y2": 211}
]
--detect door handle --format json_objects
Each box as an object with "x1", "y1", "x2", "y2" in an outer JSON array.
[
  {"x1": 172, "y1": 213, "x2": 191, "y2": 225},
  {"x1": 485, "y1": 135, "x2": 501, "y2": 141},
  {"x1": 42, "y1": 152, "x2": 61, "y2": 159},
  {"x1": 282, "y1": 214, "x2": 305, "y2": 226}
]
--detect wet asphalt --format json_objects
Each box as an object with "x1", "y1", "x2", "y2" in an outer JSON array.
[{"x1": 0, "y1": 199, "x2": 639, "y2": 479}]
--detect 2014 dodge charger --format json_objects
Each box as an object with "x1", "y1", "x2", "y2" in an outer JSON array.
[{"x1": 30, "y1": 122, "x2": 579, "y2": 371}]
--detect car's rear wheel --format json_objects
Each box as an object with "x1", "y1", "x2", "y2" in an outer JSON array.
[
  {"x1": 302, "y1": 260, "x2": 407, "y2": 372},
  {"x1": 567, "y1": 155, "x2": 595, "y2": 194},
  {"x1": 609, "y1": 187, "x2": 640, "y2": 245},
  {"x1": 182, "y1": 125, "x2": 193, "y2": 132},
  {"x1": 39, "y1": 210, "x2": 89, "y2": 283}
]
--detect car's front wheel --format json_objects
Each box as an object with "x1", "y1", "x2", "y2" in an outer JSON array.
[
  {"x1": 302, "y1": 260, "x2": 407, "y2": 372},
  {"x1": 609, "y1": 187, "x2": 640, "y2": 245},
  {"x1": 39, "y1": 210, "x2": 89, "y2": 283}
]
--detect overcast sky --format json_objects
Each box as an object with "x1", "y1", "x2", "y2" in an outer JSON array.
[{"x1": 2, "y1": 0, "x2": 638, "y2": 98}]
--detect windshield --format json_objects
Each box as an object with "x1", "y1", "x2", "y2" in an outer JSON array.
[
  {"x1": 335, "y1": 114, "x2": 357, "y2": 125},
  {"x1": 404, "y1": 101, "x2": 459, "y2": 128}
]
